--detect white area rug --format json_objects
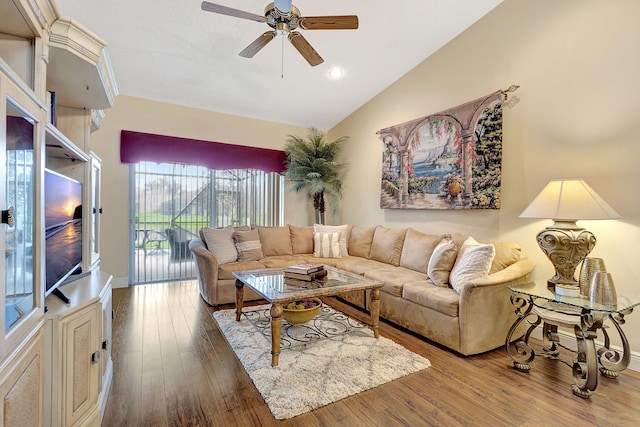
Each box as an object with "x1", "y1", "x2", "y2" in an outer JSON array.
[{"x1": 213, "y1": 304, "x2": 431, "y2": 420}]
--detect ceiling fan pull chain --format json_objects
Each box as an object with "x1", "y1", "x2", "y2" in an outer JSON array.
[{"x1": 281, "y1": 34, "x2": 285, "y2": 79}]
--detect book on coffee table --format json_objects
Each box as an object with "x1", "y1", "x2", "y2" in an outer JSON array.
[
  {"x1": 284, "y1": 269, "x2": 328, "y2": 281},
  {"x1": 284, "y1": 263, "x2": 325, "y2": 275}
]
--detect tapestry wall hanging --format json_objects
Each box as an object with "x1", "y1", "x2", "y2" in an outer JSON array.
[{"x1": 378, "y1": 90, "x2": 503, "y2": 210}]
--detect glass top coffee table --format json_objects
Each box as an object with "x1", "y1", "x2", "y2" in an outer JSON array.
[
  {"x1": 233, "y1": 266, "x2": 383, "y2": 367},
  {"x1": 506, "y1": 280, "x2": 640, "y2": 398}
]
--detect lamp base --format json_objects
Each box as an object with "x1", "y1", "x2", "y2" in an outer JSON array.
[{"x1": 536, "y1": 222, "x2": 597, "y2": 287}]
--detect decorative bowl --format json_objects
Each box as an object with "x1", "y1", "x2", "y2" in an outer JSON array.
[{"x1": 282, "y1": 298, "x2": 322, "y2": 325}]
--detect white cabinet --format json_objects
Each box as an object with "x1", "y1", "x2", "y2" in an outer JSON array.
[
  {"x1": 1, "y1": 1, "x2": 116, "y2": 426},
  {"x1": 45, "y1": 270, "x2": 113, "y2": 427}
]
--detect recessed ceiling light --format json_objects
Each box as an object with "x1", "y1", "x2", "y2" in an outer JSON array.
[{"x1": 328, "y1": 67, "x2": 344, "y2": 80}]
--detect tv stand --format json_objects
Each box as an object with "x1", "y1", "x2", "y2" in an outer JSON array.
[{"x1": 51, "y1": 288, "x2": 71, "y2": 304}]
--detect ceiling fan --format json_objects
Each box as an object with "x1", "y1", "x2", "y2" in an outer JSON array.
[{"x1": 200, "y1": 1, "x2": 358, "y2": 66}]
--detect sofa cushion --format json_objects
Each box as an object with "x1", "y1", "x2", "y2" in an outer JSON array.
[
  {"x1": 300, "y1": 255, "x2": 342, "y2": 267},
  {"x1": 313, "y1": 231, "x2": 342, "y2": 258},
  {"x1": 218, "y1": 260, "x2": 267, "y2": 280},
  {"x1": 234, "y1": 229, "x2": 264, "y2": 261},
  {"x1": 261, "y1": 255, "x2": 307, "y2": 268},
  {"x1": 364, "y1": 267, "x2": 426, "y2": 297},
  {"x1": 334, "y1": 257, "x2": 391, "y2": 275},
  {"x1": 402, "y1": 281, "x2": 460, "y2": 317},
  {"x1": 255, "y1": 225, "x2": 293, "y2": 256},
  {"x1": 348, "y1": 225, "x2": 376, "y2": 258},
  {"x1": 450, "y1": 237, "x2": 496, "y2": 293},
  {"x1": 400, "y1": 228, "x2": 442, "y2": 274},
  {"x1": 290, "y1": 225, "x2": 313, "y2": 254},
  {"x1": 200, "y1": 226, "x2": 238, "y2": 264},
  {"x1": 314, "y1": 224, "x2": 350, "y2": 256},
  {"x1": 370, "y1": 226, "x2": 407, "y2": 266},
  {"x1": 427, "y1": 236, "x2": 459, "y2": 287}
]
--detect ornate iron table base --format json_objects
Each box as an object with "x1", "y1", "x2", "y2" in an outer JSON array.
[{"x1": 505, "y1": 292, "x2": 632, "y2": 398}]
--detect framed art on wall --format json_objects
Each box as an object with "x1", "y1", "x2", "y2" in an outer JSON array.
[{"x1": 378, "y1": 90, "x2": 503, "y2": 210}]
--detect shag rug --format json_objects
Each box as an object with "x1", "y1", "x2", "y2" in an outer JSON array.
[{"x1": 213, "y1": 304, "x2": 431, "y2": 420}]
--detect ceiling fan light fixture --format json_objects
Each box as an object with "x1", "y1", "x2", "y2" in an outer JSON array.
[
  {"x1": 328, "y1": 66, "x2": 344, "y2": 80},
  {"x1": 276, "y1": 22, "x2": 290, "y2": 34}
]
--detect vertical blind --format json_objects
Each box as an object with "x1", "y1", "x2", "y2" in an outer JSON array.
[{"x1": 130, "y1": 164, "x2": 284, "y2": 284}]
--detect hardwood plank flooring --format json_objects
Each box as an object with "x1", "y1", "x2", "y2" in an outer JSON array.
[{"x1": 102, "y1": 281, "x2": 640, "y2": 426}]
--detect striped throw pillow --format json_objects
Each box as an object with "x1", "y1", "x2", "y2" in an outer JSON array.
[{"x1": 313, "y1": 232, "x2": 342, "y2": 258}]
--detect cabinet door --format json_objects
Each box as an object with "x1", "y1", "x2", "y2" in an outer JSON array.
[
  {"x1": 62, "y1": 304, "x2": 100, "y2": 427},
  {"x1": 0, "y1": 328, "x2": 45, "y2": 427},
  {"x1": 89, "y1": 153, "x2": 101, "y2": 267},
  {"x1": 1, "y1": 72, "x2": 42, "y2": 362},
  {"x1": 100, "y1": 287, "x2": 112, "y2": 384}
]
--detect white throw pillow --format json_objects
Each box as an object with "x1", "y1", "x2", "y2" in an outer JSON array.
[
  {"x1": 449, "y1": 237, "x2": 496, "y2": 294},
  {"x1": 314, "y1": 224, "x2": 348, "y2": 256},
  {"x1": 427, "y1": 236, "x2": 459, "y2": 287},
  {"x1": 201, "y1": 225, "x2": 238, "y2": 264},
  {"x1": 313, "y1": 232, "x2": 342, "y2": 258}
]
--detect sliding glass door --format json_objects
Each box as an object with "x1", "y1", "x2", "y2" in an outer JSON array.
[{"x1": 129, "y1": 162, "x2": 283, "y2": 284}]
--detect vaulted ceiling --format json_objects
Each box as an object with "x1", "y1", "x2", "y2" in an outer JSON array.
[{"x1": 55, "y1": 0, "x2": 503, "y2": 129}]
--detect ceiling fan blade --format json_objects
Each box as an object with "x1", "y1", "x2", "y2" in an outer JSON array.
[
  {"x1": 288, "y1": 32, "x2": 323, "y2": 66},
  {"x1": 273, "y1": 0, "x2": 292, "y2": 13},
  {"x1": 299, "y1": 15, "x2": 359, "y2": 30},
  {"x1": 239, "y1": 31, "x2": 277, "y2": 58},
  {"x1": 201, "y1": 1, "x2": 265, "y2": 23}
]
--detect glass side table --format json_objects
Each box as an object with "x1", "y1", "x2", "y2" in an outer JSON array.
[{"x1": 505, "y1": 280, "x2": 640, "y2": 398}]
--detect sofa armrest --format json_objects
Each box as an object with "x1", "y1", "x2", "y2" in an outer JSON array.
[
  {"x1": 464, "y1": 257, "x2": 536, "y2": 289},
  {"x1": 189, "y1": 239, "x2": 220, "y2": 305},
  {"x1": 456, "y1": 258, "x2": 536, "y2": 355}
]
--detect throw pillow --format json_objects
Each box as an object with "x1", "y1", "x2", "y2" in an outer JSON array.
[
  {"x1": 200, "y1": 226, "x2": 238, "y2": 264},
  {"x1": 449, "y1": 237, "x2": 496, "y2": 293},
  {"x1": 484, "y1": 241, "x2": 522, "y2": 274},
  {"x1": 234, "y1": 229, "x2": 264, "y2": 262},
  {"x1": 313, "y1": 232, "x2": 342, "y2": 258},
  {"x1": 314, "y1": 224, "x2": 349, "y2": 256},
  {"x1": 427, "y1": 236, "x2": 459, "y2": 287}
]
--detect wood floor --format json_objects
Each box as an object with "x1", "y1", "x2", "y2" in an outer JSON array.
[{"x1": 103, "y1": 281, "x2": 640, "y2": 426}]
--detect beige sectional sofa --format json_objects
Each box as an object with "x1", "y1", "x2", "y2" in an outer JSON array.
[{"x1": 189, "y1": 224, "x2": 535, "y2": 355}]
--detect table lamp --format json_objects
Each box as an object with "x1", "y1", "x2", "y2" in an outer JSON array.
[{"x1": 519, "y1": 179, "x2": 620, "y2": 290}]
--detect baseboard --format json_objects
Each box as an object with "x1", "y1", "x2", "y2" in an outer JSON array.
[
  {"x1": 111, "y1": 277, "x2": 128, "y2": 289},
  {"x1": 531, "y1": 325, "x2": 640, "y2": 373}
]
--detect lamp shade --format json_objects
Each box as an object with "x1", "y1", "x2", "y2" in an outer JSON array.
[{"x1": 519, "y1": 179, "x2": 620, "y2": 221}]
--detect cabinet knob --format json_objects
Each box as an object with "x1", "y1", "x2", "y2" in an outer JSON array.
[
  {"x1": 102, "y1": 340, "x2": 108, "y2": 350},
  {"x1": 1, "y1": 206, "x2": 14, "y2": 227},
  {"x1": 91, "y1": 350, "x2": 101, "y2": 363}
]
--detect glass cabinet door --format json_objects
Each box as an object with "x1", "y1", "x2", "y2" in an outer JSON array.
[
  {"x1": 90, "y1": 153, "x2": 101, "y2": 266},
  {"x1": 2, "y1": 99, "x2": 35, "y2": 334}
]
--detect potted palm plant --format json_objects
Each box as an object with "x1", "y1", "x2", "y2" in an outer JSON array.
[{"x1": 284, "y1": 127, "x2": 348, "y2": 224}]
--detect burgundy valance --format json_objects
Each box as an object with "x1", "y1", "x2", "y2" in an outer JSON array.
[{"x1": 120, "y1": 130, "x2": 286, "y2": 173}]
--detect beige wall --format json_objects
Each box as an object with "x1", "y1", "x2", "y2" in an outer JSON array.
[
  {"x1": 89, "y1": 95, "x2": 310, "y2": 281},
  {"x1": 330, "y1": 0, "x2": 640, "y2": 352}
]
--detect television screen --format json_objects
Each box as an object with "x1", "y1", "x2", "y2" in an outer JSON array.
[{"x1": 45, "y1": 169, "x2": 82, "y2": 296}]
